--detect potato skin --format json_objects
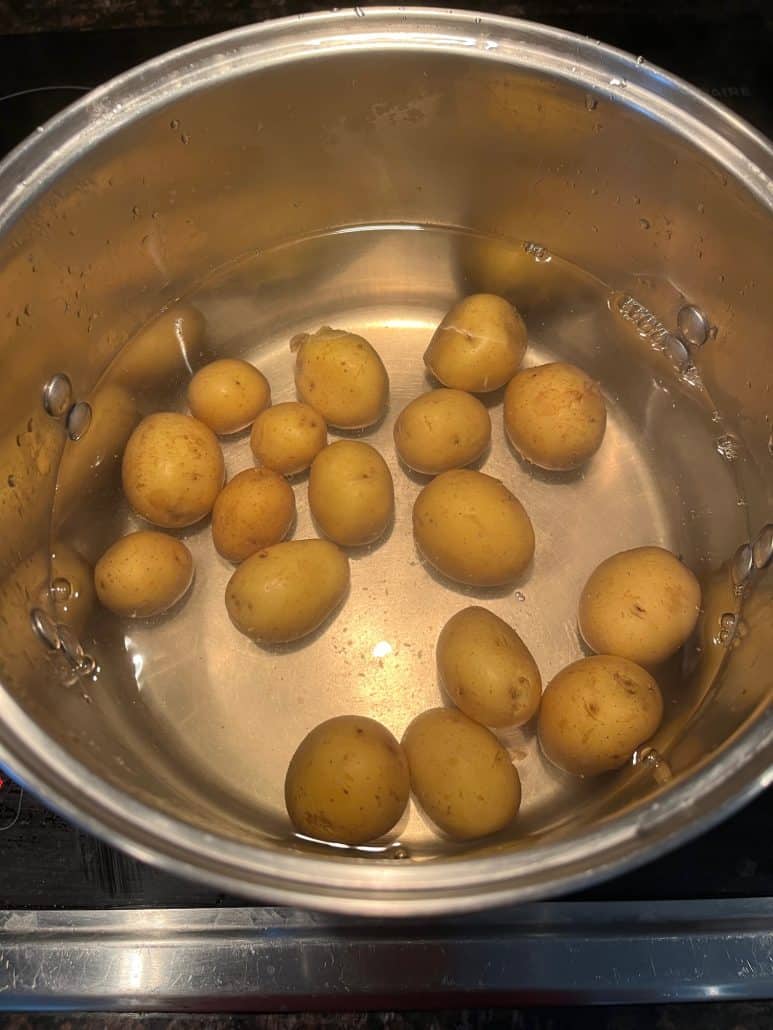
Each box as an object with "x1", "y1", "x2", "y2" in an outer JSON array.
[
  {"x1": 225, "y1": 539, "x2": 349, "y2": 644},
  {"x1": 538, "y1": 655, "x2": 663, "y2": 776},
  {"x1": 504, "y1": 362, "x2": 606, "y2": 471},
  {"x1": 285, "y1": 715, "x2": 409, "y2": 844},
  {"x1": 94, "y1": 530, "x2": 193, "y2": 618},
  {"x1": 309, "y1": 440, "x2": 394, "y2": 547},
  {"x1": 188, "y1": 358, "x2": 270, "y2": 435},
  {"x1": 413, "y1": 469, "x2": 534, "y2": 587},
  {"x1": 438, "y1": 606, "x2": 541, "y2": 727},
  {"x1": 122, "y1": 412, "x2": 224, "y2": 528},
  {"x1": 402, "y1": 707, "x2": 521, "y2": 840},
  {"x1": 211, "y1": 468, "x2": 295, "y2": 562},
  {"x1": 424, "y1": 294, "x2": 527, "y2": 393},
  {"x1": 250, "y1": 401, "x2": 327, "y2": 476},
  {"x1": 293, "y1": 326, "x2": 389, "y2": 429},
  {"x1": 579, "y1": 546, "x2": 702, "y2": 666},
  {"x1": 393, "y1": 389, "x2": 491, "y2": 475}
]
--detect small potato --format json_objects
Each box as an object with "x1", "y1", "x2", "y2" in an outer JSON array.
[
  {"x1": 424, "y1": 294, "x2": 527, "y2": 393},
  {"x1": 112, "y1": 304, "x2": 208, "y2": 393},
  {"x1": 122, "y1": 412, "x2": 224, "y2": 528},
  {"x1": 504, "y1": 362, "x2": 606, "y2": 471},
  {"x1": 413, "y1": 469, "x2": 534, "y2": 587},
  {"x1": 225, "y1": 539, "x2": 349, "y2": 644},
  {"x1": 394, "y1": 389, "x2": 491, "y2": 475},
  {"x1": 579, "y1": 546, "x2": 702, "y2": 666},
  {"x1": 402, "y1": 707, "x2": 521, "y2": 840},
  {"x1": 438, "y1": 607, "x2": 541, "y2": 728},
  {"x1": 211, "y1": 468, "x2": 295, "y2": 562},
  {"x1": 94, "y1": 530, "x2": 193, "y2": 618},
  {"x1": 292, "y1": 326, "x2": 389, "y2": 429},
  {"x1": 250, "y1": 401, "x2": 327, "y2": 475},
  {"x1": 309, "y1": 440, "x2": 393, "y2": 547},
  {"x1": 538, "y1": 655, "x2": 663, "y2": 776},
  {"x1": 187, "y1": 358, "x2": 271, "y2": 435},
  {"x1": 285, "y1": 715, "x2": 409, "y2": 844}
]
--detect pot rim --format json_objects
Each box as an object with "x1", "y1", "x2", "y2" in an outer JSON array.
[{"x1": 0, "y1": 7, "x2": 770, "y2": 916}]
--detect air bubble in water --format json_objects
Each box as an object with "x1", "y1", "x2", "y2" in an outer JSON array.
[{"x1": 514, "y1": 591, "x2": 526, "y2": 602}]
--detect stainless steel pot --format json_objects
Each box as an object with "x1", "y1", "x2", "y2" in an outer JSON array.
[{"x1": 0, "y1": 9, "x2": 770, "y2": 915}]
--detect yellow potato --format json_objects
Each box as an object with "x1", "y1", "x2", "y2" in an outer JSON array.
[
  {"x1": 393, "y1": 389, "x2": 491, "y2": 475},
  {"x1": 309, "y1": 440, "x2": 393, "y2": 547},
  {"x1": 122, "y1": 412, "x2": 224, "y2": 529},
  {"x1": 112, "y1": 304, "x2": 208, "y2": 393},
  {"x1": 225, "y1": 539, "x2": 349, "y2": 644},
  {"x1": 94, "y1": 530, "x2": 193, "y2": 618},
  {"x1": 285, "y1": 715, "x2": 409, "y2": 844},
  {"x1": 292, "y1": 326, "x2": 389, "y2": 429},
  {"x1": 402, "y1": 707, "x2": 521, "y2": 840},
  {"x1": 504, "y1": 362, "x2": 607, "y2": 471},
  {"x1": 211, "y1": 468, "x2": 295, "y2": 562},
  {"x1": 413, "y1": 469, "x2": 534, "y2": 587},
  {"x1": 187, "y1": 358, "x2": 271, "y2": 436},
  {"x1": 424, "y1": 294, "x2": 527, "y2": 393},
  {"x1": 250, "y1": 401, "x2": 327, "y2": 476},
  {"x1": 538, "y1": 655, "x2": 663, "y2": 776},
  {"x1": 437, "y1": 606, "x2": 541, "y2": 728},
  {"x1": 579, "y1": 546, "x2": 702, "y2": 666}
]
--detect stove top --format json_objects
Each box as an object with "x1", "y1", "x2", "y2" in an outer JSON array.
[{"x1": 0, "y1": 5, "x2": 770, "y2": 1011}]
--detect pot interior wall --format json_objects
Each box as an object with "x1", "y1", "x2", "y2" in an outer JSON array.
[{"x1": 0, "y1": 32, "x2": 770, "y2": 865}]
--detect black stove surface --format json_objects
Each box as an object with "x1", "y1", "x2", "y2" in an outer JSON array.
[{"x1": 0, "y1": 5, "x2": 770, "y2": 913}]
